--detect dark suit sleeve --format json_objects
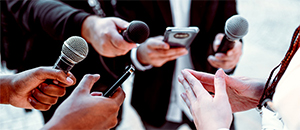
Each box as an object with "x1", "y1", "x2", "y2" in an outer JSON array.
[{"x1": 5, "y1": 0, "x2": 90, "y2": 41}]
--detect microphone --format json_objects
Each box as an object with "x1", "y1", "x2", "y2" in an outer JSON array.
[
  {"x1": 121, "y1": 20, "x2": 150, "y2": 43},
  {"x1": 216, "y1": 15, "x2": 249, "y2": 53},
  {"x1": 53, "y1": 36, "x2": 89, "y2": 74}
]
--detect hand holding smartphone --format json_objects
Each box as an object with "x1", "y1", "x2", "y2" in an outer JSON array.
[{"x1": 163, "y1": 27, "x2": 199, "y2": 48}]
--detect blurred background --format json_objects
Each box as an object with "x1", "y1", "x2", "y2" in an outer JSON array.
[{"x1": 1, "y1": 0, "x2": 300, "y2": 129}]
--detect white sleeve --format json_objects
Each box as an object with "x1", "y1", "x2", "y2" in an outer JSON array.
[
  {"x1": 217, "y1": 128, "x2": 229, "y2": 130},
  {"x1": 130, "y1": 47, "x2": 153, "y2": 71}
]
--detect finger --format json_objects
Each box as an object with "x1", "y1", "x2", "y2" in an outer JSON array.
[
  {"x1": 155, "y1": 48, "x2": 188, "y2": 58},
  {"x1": 207, "y1": 55, "x2": 224, "y2": 68},
  {"x1": 110, "y1": 31, "x2": 137, "y2": 54},
  {"x1": 214, "y1": 69, "x2": 228, "y2": 101},
  {"x1": 34, "y1": 67, "x2": 75, "y2": 86},
  {"x1": 213, "y1": 33, "x2": 225, "y2": 51},
  {"x1": 112, "y1": 17, "x2": 130, "y2": 30},
  {"x1": 185, "y1": 69, "x2": 215, "y2": 85},
  {"x1": 75, "y1": 74, "x2": 101, "y2": 94},
  {"x1": 181, "y1": 93, "x2": 191, "y2": 109},
  {"x1": 32, "y1": 87, "x2": 58, "y2": 105},
  {"x1": 147, "y1": 40, "x2": 170, "y2": 50},
  {"x1": 214, "y1": 53, "x2": 230, "y2": 60},
  {"x1": 110, "y1": 87, "x2": 125, "y2": 106},
  {"x1": 65, "y1": 72, "x2": 77, "y2": 86},
  {"x1": 208, "y1": 55, "x2": 237, "y2": 70},
  {"x1": 181, "y1": 69, "x2": 211, "y2": 98},
  {"x1": 39, "y1": 83, "x2": 66, "y2": 97},
  {"x1": 28, "y1": 96, "x2": 51, "y2": 111},
  {"x1": 178, "y1": 74, "x2": 197, "y2": 102},
  {"x1": 91, "y1": 91, "x2": 103, "y2": 96}
]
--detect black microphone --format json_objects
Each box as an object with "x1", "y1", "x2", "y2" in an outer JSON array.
[
  {"x1": 121, "y1": 20, "x2": 150, "y2": 43},
  {"x1": 53, "y1": 36, "x2": 89, "y2": 74},
  {"x1": 216, "y1": 15, "x2": 249, "y2": 53}
]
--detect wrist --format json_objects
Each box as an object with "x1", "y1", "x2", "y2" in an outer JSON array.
[
  {"x1": 81, "y1": 15, "x2": 99, "y2": 43},
  {"x1": 136, "y1": 47, "x2": 149, "y2": 66}
]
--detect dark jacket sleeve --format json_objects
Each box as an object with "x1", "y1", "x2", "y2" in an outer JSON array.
[{"x1": 5, "y1": 0, "x2": 90, "y2": 40}]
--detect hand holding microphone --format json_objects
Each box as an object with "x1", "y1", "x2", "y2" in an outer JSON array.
[
  {"x1": 30, "y1": 36, "x2": 88, "y2": 110},
  {"x1": 81, "y1": 16, "x2": 150, "y2": 57},
  {"x1": 208, "y1": 15, "x2": 248, "y2": 70}
]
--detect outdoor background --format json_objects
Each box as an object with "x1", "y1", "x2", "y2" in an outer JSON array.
[{"x1": 1, "y1": 0, "x2": 300, "y2": 129}]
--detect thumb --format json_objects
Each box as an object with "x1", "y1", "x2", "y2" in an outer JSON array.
[
  {"x1": 213, "y1": 33, "x2": 224, "y2": 51},
  {"x1": 74, "y1": 74, "x2": 100, "y2": 95},
  {"x1": 112, "y1": 18, "x2": 130, "y2": 30},
  {"x1": 214, "y1": 69, "x2": 228, "y2": 100},
  {"x1": 148, "y1": 38, "x2": 170, "y2": 49}
]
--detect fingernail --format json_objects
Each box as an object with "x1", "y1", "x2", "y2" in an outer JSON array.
[
  {"x1": 53, "y1": 80, "x2": 59, "y2": 84},
  {"x1": 28, "y1": 98, "x2": 32, "y2": 102},
  {"x1": 66, "y1": 77, "x2": 74, "y2": 84},
  {"x1": 216, "y1": 69, "x2": 225, "y2": 78}
]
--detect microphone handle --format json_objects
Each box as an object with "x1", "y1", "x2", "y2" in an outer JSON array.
[
  {"x1": 53, "y1": 55, "x2": 75, "y2": 74},
  {"x1": 44, "y1": 56, "x2": 74, "y2": 84},
  {"x1": 216, "y1": 36, "x2": 236, "y2": 54}
]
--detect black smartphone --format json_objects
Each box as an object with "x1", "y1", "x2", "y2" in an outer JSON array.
[
  {"x1": 163, "y1": 27, "x2": 199, "y2": 48},
  {"x1": 103, "y1": 65, "x2": 135, "y2": 97}
]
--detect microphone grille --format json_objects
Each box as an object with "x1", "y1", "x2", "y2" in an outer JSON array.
[
  {"x1": 127, "y1": 20, "x2": 150, "y2": 43},
  {"x1": 62, "y1": 36, "x2": 89, "y2": 63},
  {"x1": 225, "y1": 15, "x2": 249, "y2": 40}
]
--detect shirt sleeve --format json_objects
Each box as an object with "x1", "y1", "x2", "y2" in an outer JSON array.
[{"x1": 5, "y1": 0, "x2": 91, "y2": 41}]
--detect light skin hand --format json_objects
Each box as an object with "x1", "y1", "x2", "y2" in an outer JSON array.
[
  {"x1": 3, "y1": 67, "x2": 75, "y2": 111},
  {"x1": 178, "y1": 69, "x2": 232, "y2": 130},
  {"x1": 183, "y1": 69, "x2": 265, "y2": 112},
  {"x1": 43, "y1": 74, "x2": 126, "y2": 130},
  {"x1": 137, "y1": 36, "x2": 188, "y2": 67},
  {"x1": 207, "y1": 33, "x2": 243, "y2": 70},
  {"x1": 81, "y1": 15, "x2": 137, "y2": 57}
]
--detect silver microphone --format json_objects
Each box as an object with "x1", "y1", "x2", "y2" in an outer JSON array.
[
  {"x1": 53, "y1": 36, "x2": 89, "y2": 73},
  {"x1": 216, "y1": 15, "x2": 249, "y2": 53}
]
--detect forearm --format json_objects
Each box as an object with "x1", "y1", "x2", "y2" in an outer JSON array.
[{"x1": 0, "y1": 75, "x2": 14, "y2": 104}]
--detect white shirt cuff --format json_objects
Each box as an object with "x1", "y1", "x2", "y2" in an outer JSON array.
[
  {"x1": 131, "y1": 47, "x2": 153, "y2": 71},
  {"x1": 218, "y1": 128, "x2": 229, "y2": 130}
]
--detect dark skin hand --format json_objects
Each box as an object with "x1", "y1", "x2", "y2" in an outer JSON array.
[{"x1": 0, "y1": 67, "x2": 76, "y2": 111}]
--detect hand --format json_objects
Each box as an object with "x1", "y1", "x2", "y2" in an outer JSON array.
[
  {"x1": 179, "y1": 69, "x2": 232, "y2": 130},
  {"x1": 5, "y1": 67, "x2": 75, "y2": 110},
  {"x1": 207, "y1": 33, "x2": 243, "y2": 70},
  {"x1": 182, "y1": 69, "x2": 265, "y2": 112},
  {"x1": 81, "y1": 16, "x2": 137, "y2": 57},
  {"x1": 137, "y1": 36, "x2": 188, "y2": 67},
  {"x1": 43, "y1": 74, "x2": 125, "y2": 130}
]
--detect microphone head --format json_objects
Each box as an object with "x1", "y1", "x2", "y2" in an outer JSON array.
[
  {"x1": 62, "y1": 36, "x2": 89, "y2": 64},
  {"x1": 225, "y1": 15, "x2": 249, "y2": 40},
  {"x1": 125, "y1": 20, "x2": 150, "y2": 43}
]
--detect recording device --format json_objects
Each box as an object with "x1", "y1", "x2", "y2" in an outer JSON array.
[
  {"x1": 216, "y1": 15, "x2": 249, "y2": 53},
  {"x1": 53, "y1": 36, "x2": 89, "y2": 74},
  {"x1": 121, "y1": 20, "x2": 150, "y2": 43},
  {"x1": 163, "y1": 27, "x2": 199, "y2": 48},
  {"x1": 103, "y1": 65, "x2": 135, "y2": 97}
]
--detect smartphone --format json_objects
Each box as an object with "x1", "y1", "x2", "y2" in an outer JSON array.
[
  {"x1": 163, "y1": 27, "x2": 199, "y2": 48},
  {"x1": 103, "y1": 65, "x2": 135, "y2": 97}
]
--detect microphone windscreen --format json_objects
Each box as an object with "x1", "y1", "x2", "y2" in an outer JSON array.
[
  {"x1": 225, "y1": 15, "x2": 249, "y2": 40},
  {"x1": 127, "y1": 21, "x2": 150, "y2": 43},
  {"x1": 62, "y1": 36, "x2": 89, "y2": 63}
]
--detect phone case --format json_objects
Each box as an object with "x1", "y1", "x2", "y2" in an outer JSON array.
[{"x1": 163, "y1": 27, "x2": 199, "y2": 48}]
